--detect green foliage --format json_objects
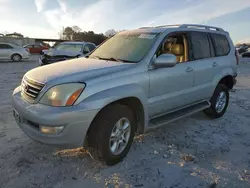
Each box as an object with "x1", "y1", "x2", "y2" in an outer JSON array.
[{"x1": 60, "y1": 26, "x2": 107, "y2": 45}]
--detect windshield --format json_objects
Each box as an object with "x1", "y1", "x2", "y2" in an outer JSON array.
[
  {"x1": 89, "y1": 32, "x2": 160, "y2": 63},
  {"x1": 55, "y1": 43, "x2": 83, "y2": 53}
]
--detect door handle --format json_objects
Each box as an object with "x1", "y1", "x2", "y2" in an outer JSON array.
[
  {"x1": 212, "y1": 62, "x2": 217, "y2": 67},
  {"x1": 185, "y1": 67, "x2": 193, "y2": 72}
]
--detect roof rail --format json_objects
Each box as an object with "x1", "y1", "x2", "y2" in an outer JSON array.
[
  {"x1": 149, "y1": 24, "x2": 225, "y2": 32},
  {"x1": 139, "y1": 27, "x2": 154, "y2": 29},
  {"x1": 179, "y1": 24, "x2": 224, "y2": 32},
  {"x1": 155, "y1": 24, "x2": 181, "y2": 28}
]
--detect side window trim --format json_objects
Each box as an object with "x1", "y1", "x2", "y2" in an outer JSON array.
[
  {"x1": 187, "y1": 32, "x2": 194, "y2": 61},
  {"x1": 208, "y1": 33, "x2": 215, "y2": 57}
]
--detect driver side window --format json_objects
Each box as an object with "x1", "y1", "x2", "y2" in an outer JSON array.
[{"x1": 156, "y1": 33, "x2": 189, "y2": 63}]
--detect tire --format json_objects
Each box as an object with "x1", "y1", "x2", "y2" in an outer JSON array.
[
  {"x1": 11, "y1": 54, "x2": 22, "y2": 62},
  {"x1": 88, "y1": 104, "x2": 136, "y2": 166},
  {"x1": 204, "y1": 84, "x2": 229, "y2": 118}
]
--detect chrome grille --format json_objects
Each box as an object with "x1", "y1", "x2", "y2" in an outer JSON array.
[{"x1": 21, "y1": 77, "x2": 44, "y2": 101}]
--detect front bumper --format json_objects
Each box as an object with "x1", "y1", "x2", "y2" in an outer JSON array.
[
  {"x1": 38, "y1": 55, "x2": 76, "y2": 66},
  {"x1": 22, "y1": 53, "x2": 31, "y2": 59},
  {"x1": 12, "y1": 87, "x2": 99, "y2": 148}
]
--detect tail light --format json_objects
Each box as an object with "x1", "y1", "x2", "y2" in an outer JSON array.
[
  {"x1": 26, "y1": 48, "x2": 30, "y2": 53},
  {"x1": 235, "y1": 49, "x2": 239, "y2": 65}
]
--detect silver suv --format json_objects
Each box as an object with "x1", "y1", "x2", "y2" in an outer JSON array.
[{"x1": 12, "y1": 24, "x2": 238, "y2": 165}]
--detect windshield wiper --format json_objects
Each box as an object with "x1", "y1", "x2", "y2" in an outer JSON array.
[
  {"x1": 97, "y1": 57, "x2": 137, "y2": 63},
  {"x1": 89, "y1": 56, "x2": 137, "y2": 63}
]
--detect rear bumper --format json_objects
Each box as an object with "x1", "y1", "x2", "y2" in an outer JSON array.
[{"x1": 12, "y1": 87, "x2": 99, "y2": 148}]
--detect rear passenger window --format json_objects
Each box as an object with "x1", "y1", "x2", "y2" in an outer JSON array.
[
  {"x1": 0, "y1": 44, "x2": 13, "y2": 49},
  {"x1": 210, "y1": 33, "x2": 230, "y2": 56},
  {"x1": 190, "y1": 32, "x2": 211, "y2": 60}
]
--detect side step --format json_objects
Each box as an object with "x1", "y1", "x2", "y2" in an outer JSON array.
[{"x1": 147, "y1": 101, "x2": 210, "y2": 131}]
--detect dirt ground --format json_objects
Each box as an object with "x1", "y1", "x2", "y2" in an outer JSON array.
[{"x1": 0, "y1": 56, "x2": 250, "y2": 188}]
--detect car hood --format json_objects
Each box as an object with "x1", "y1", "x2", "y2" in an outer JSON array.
[{"x1": 25, "y1": 58, "x2": 135, "y2": 84}]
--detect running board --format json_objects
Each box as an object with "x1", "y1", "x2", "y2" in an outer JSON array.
[{"x1": 147, "y1": 101, "x2": 210, "y2": 131}]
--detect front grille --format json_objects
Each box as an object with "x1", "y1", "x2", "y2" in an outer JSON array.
[{"x1": 21, "y1": 77, "x2": 44, "y2": 101}]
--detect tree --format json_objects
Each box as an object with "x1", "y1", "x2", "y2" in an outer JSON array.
[
  {"x1": 72, "y1": 25, "x2": 81, "y2": 33},
  {"x1": 105, "y1": 29, "x2": 116, "y2": 37},
  {"x1": 63, "y1": 27, "x2": 75, "y2": 40},
  {"x1": 59, "y1": 26, "x2": 108, "y2": 45}
]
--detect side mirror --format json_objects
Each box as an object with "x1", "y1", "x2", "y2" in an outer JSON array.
[{"x1": 153, "y1": 54, "x2": 177, "y2": 68}]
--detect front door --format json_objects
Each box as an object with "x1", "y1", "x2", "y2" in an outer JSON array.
[{"x1": 148, "y1": 33, "x2": 195, "y2": 118}]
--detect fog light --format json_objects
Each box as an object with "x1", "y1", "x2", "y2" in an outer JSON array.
[{"x1": 40, "y1": 126, "x2": 64, "y2": 134}]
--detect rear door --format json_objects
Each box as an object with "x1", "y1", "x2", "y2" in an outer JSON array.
[
  {"x1": 209, "y1": 33, "x2": 232, "y2": 75},
  {"x1": 188, "y1": 31, "x2": 217, "y2": 101}
]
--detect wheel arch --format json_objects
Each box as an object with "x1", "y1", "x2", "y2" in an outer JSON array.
[
  {"x1": 218, "y1": 75, "x2": 234, "y2": 89},
  {"x1": 212, "y1": 68, "x2": 235, "y2": 91},
  {"x1": 84, "y1": 97, "x2": 146, "y2": 147},
  {"x1": 81, "y1": 84, "x2": 148, "y2": 147},
  {"x1": 11, "y1": 53, "x2": 22, "y2": 59},
  {"x1": 86, "y1": 96, "x2": 145, "y2": 135}
]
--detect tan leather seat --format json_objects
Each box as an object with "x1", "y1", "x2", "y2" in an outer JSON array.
[
  {"x1": 162, "y1": 42, "x2": 172, "y2": 54},
  {"x1": 170, "y1": 44, "x2": 184, "y2": 62}
]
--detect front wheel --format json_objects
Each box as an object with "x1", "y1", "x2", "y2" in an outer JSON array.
[
  {"x1": 11, "y1": 54, "x2": 22, "y2": 62},
  {"x1": 204, "y1": 84, "x2": 229, "y2": 118},
  {"x1": 88, "y1": 104, "x2": 136, "y2": 166}
]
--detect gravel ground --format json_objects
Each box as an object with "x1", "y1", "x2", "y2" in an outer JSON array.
[{"x1": 0, "y1": 56, "x2": 250, "y2": 188}]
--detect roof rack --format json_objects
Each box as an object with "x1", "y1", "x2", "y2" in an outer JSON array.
[
  {"x1": 139, "y1": 27, "x2": 154, "y2": 29},
  {"x1": 180, "y1": 24, "x2": 224, "y2": 32},
  {"x1": 141, "y1": 24, "x2": 225, "y2": 32},
  {"x1": 155, "y1": 24, "x2": 181, "y2": 28}
]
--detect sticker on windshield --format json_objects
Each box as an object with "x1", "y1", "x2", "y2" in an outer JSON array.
[{"x1": 138, "y1": 34, "x2": 156, "y2": 39}]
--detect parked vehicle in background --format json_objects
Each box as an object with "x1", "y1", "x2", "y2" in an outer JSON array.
[
  {"x1": 38, "y1": 41, "x2": 96, "y2": 66},
  {"x1": 237, "y1": 47, "x2": 248, "y2": 54},
  {"x1": 23, "y1": 44, "x2": 49, "y2": 54},
  {"x1": 13, "y1": 24, "x2": 238, "y2": 165},
  {"x1": 242, "y1": 48, "x2": 250, "y2": 57},
  {"x1": 40, "y1": 49, "x2": 49, "y2": 55},
  {"x1": 0, "y1": 42, "x2": 30, "y2": 62}
]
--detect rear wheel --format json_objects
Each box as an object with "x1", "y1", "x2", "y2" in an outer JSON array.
[
  {"x1": 88, "y1": 104, "x2": 136, "y2": 166},
  {"x1": 11, "y1": 54, "x2": 22, "y2": 62},
  {"x1": 204, "y1": 84, "x2": 229, "y2": 118}
]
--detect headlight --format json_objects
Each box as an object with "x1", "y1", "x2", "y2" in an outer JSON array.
[{"x1": 39, "y1": 83, "x2": 85, "y2": 106}]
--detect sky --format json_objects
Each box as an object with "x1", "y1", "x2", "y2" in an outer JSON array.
[{"x1": 0, "y1": 0, "x2": 250, "y2": 43}]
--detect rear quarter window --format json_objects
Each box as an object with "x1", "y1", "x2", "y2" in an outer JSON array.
[{"x1": 210, "y1": 33, "x2": 230, "y2": 56}]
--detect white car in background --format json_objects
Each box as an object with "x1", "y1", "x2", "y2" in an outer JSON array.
[{"x1": 0, "y1": 42, "x2": 30, "y2": 62}]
